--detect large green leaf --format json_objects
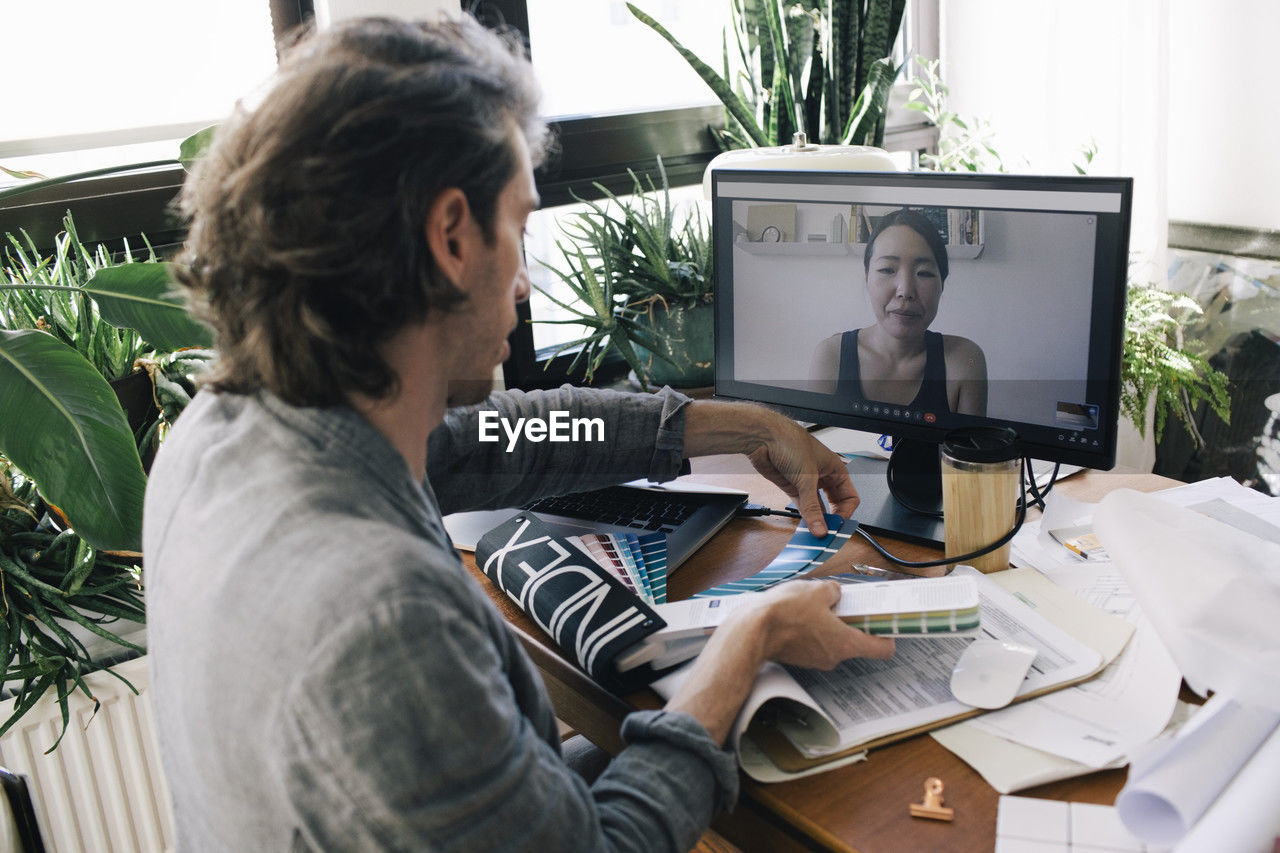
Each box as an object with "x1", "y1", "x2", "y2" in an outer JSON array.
[
  {"x1": 84, "y1": 263, "x2": 213, "y2": 351},
  {"x1": 179, "y1": 125, "x2": 217, "y2": 171},
  {"x1": 0, "y1": 329, "x2": 146, "y2": 551},
  {"x1": 842, "y1": 57, "x2": 900, "y2": 146}
]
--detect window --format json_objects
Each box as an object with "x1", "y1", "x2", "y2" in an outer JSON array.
[
  {"x1": 1, "y1": 0, "x2": 939, "y2": 386},
  {"x1": 482, "y1": 0, "x2": 941, "y2": 389},
  {"x1": 525, "y1": 1, "x2": 723, "y2": 119},
  {"x1": 1, "y1": 1, "x2": 279, "y2": 181},
  {"x1": 0, "y1": 1, "x2": 306, "y2": 253}
]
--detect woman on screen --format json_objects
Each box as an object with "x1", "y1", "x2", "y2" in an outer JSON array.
[{"x1": 809, "y1": 208, "x2": 988, "y2": 416}]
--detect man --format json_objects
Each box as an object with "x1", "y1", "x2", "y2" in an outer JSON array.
[{"x1": 145, "y1": 15, "x2": 894, "y2": 851}]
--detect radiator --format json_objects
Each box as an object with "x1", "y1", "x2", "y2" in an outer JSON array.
[{"x1": 0, "y1": 656, "x2": 174, "y2": 852}]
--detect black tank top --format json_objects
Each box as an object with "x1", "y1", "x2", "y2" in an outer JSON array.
[{"x1": 836, "y1": 329, "x2": 951, "y2": 412}]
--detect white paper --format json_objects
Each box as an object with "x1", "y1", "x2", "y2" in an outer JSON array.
[
  {"x1": 933, "y1": 700, "x2": 1198, "y2": 795},
  {"x1": 1115, "y1": 693, "x2": 1280, "y2": 847},
  {"x1": 997, "y1": 797, "x2": 1145, "y2": 852},
  {"x1": 965, "y1": 608, "x2": 1179, "y2": 767},
  {"x1": 1002, "y1": 481, "x2": 1277, "y2": 765},
  {"x1": 651, "y1": 661, "x2": 855, "y2": 782},
  {"x1": 1174, "y1": 717, "x2": 1280, "y2": 852},
  {"x1": 1013, "y1": 476, "x2": 1280, "y2": 575},
  {"x1": 934, "y1": 723, "x2": 1126, "y2": 795},
  {"x1": 960, "y1": 562, "x2": 1179, "y2": 768},
  {"x1": 1094, "y1": 488, "x2": 1280, "y2": 708},
  {"x1": 783, "y1": 568, "x2": 1100, "y2": 755},
  {"x1": 650, "y1": 568, "x2": 1104, "y2": 782},
  {"x1": 811, "y1": 426, "x2": 889, "y2": 459}
]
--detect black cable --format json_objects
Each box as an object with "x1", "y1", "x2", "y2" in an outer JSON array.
[
  {"x1": 884, "y1": 449, "x2": 944, "y2": 519},
  {"x1": 737, "y1": 503, "x2": 802, "y2": 520},
  {"x1": 742, "y1": 455, "x2": 1058, "y2": 569},
  {"x1": 1020, "y1": 458, "x2": 1061, "y2": 513}
]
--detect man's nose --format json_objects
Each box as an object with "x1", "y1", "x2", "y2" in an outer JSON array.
[{"x1": 513, "y1": 264, "x2": 531, "y2": 304}]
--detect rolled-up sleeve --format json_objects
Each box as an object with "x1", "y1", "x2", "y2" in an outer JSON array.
[{"x1": 428, "y1": 386, "x2": 692, "y2": 514}]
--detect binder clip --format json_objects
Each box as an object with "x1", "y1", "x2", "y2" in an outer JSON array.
[{"x1": 909, "y1": 777, "x2": 954, "y2": 822}]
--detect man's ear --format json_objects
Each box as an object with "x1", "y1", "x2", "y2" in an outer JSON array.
[{"x1": 424, "y1": 187, "x2": 479, "y2": 292}]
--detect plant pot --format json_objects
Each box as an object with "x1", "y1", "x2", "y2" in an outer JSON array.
[
  {"x1": 110, "y1": 370, "x2": 160, "y2": 471},
  {"x1": 633, "y1": 300, "x2": 714, "y2": 388}
]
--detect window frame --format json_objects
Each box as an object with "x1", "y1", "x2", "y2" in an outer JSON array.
[{"x1": 1169, "y1": 221, "x2": 1280, "y2": 261}]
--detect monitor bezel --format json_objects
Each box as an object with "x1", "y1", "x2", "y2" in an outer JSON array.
[{"x1": 711, "y1": 168, "x2": 1134, "y2": 470}]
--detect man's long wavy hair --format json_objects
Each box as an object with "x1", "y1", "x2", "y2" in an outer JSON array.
[{"x1": 175, "y1": 16, "x2": 548, "y2": 406}]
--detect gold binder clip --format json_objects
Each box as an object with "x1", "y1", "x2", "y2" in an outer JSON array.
[{"x1": 909, "y1": 777, "x2": 954, "y2": 822}]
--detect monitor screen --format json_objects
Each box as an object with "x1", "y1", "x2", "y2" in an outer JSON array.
[{"x1": 711, "y1": 169, "x2": 1133, "y2": 543}]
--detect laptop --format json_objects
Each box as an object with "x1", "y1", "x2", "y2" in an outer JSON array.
[{"x1": 444, "y1": 480, "x2": 747, "y2": 571}]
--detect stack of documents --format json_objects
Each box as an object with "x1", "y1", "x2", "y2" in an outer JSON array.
[
  {"x1": 936, "y1": 476, "x2": 1280, "y2": 848},
  {"x1": 654, "y1": 567, "x2": 1116, "y2": 782}
]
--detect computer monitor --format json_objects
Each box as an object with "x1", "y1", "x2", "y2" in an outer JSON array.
[{"x1": 710, "y1": 169, "x2": 1133, "y2": 545}]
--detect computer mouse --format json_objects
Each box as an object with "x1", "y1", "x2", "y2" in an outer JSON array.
[{"x1": 949, "y1": 639, "x2": 1038, "y2": 709}]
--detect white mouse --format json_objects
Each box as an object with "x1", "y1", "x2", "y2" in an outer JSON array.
[{"x1": 950, "y1": 639, "x2": 1038, "y2": 709}]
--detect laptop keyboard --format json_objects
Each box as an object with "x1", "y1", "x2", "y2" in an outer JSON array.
[{"x1": 522, "y1": 486, "x2": 701, "y2": 533}]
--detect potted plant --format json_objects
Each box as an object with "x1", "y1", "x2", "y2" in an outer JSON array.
[
  {"x1": 0, "y1": 213, "x2": 212, "y2": 746},
  {"x1": 628, "y1": 0, "x2": 907, "y2": 149},
  {"x1": 535, "y1": 160, "x2": 714, "y2": 389},
  {"x1": 1120, "y1": 283, "x2": 1230, "y2": 444}
]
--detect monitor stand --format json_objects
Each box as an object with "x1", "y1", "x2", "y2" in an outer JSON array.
[{"x1": 843, "y1": 438, "x2": 944, "y2": 547}]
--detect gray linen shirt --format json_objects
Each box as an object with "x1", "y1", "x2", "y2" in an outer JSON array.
[{"x1": 144, "y1": 385, "x2": 738, "y2": 852}]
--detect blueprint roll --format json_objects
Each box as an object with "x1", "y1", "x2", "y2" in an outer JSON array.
[
  {"x1": 1093, "y1": 487, "x2": 1280, "y2": 708},
  {"x1": 1114, "y1": 694, "x2": 1280, "y2": 847},
  {"x1": 1175, "y1": 720, "x2": 1280, "y2": 852}
]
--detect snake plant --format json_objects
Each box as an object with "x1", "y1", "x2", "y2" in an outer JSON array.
[{"x1": 628, "y1": 0, "x2": 906, "y2": 149}]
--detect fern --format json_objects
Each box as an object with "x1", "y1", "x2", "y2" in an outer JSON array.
[{"x1": 1122, "y1": 284, "x2": 1231, "y2": 444}]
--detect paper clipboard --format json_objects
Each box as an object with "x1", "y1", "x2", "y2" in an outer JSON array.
[{"x1": 745, "y1": 568, "x2": 1132, "y2": 773}]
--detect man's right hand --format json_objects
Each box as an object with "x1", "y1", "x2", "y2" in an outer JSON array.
[
  {"x1": 664, "y1": 579, "x2": 895, "y2": 745},
  {"x1": 750, "y1": 579, "x2": 895, "y2": 670}
]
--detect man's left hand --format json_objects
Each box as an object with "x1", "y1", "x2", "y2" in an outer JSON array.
[
  {"x1": 745, "y1": 414, "x2": 858, "y2": 537},
  {"x1": 683, "y1": 400, "x2": 859, "y2": 537}
]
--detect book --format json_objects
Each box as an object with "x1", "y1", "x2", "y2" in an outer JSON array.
[
  {"x1": 475, "y1": 513, "x2": 672, "y2": 693},
  {"x1": 616, "y1": 575, "x2": 982, "y2": 672},
  {"x1": 651, "y1": 567, "x2": 1128, "y2": 783},
  {"x1": 475, "y1": 512, "x2": 870, "y2": 691}
]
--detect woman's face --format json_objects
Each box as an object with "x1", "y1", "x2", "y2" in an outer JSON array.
[{"x1": 865, "y1": 224, "x2": 943, "y2": 340}]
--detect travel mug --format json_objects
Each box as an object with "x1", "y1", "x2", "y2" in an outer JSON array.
[{"x1": 940, "y1": 427, "x2": 1020, "y2": 573}]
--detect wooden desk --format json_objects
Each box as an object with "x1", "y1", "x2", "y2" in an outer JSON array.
[{"x1": 463, "y1": 459, "x2": 1180, "y2": 853}]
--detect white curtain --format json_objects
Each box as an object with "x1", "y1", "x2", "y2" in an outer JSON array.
[
  {"x1": 941, "y1": 0, "x2": 1170, "y2": 470},
  {"x1": 315, "y1": 0, "x2": 460, "y2": 27}
]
